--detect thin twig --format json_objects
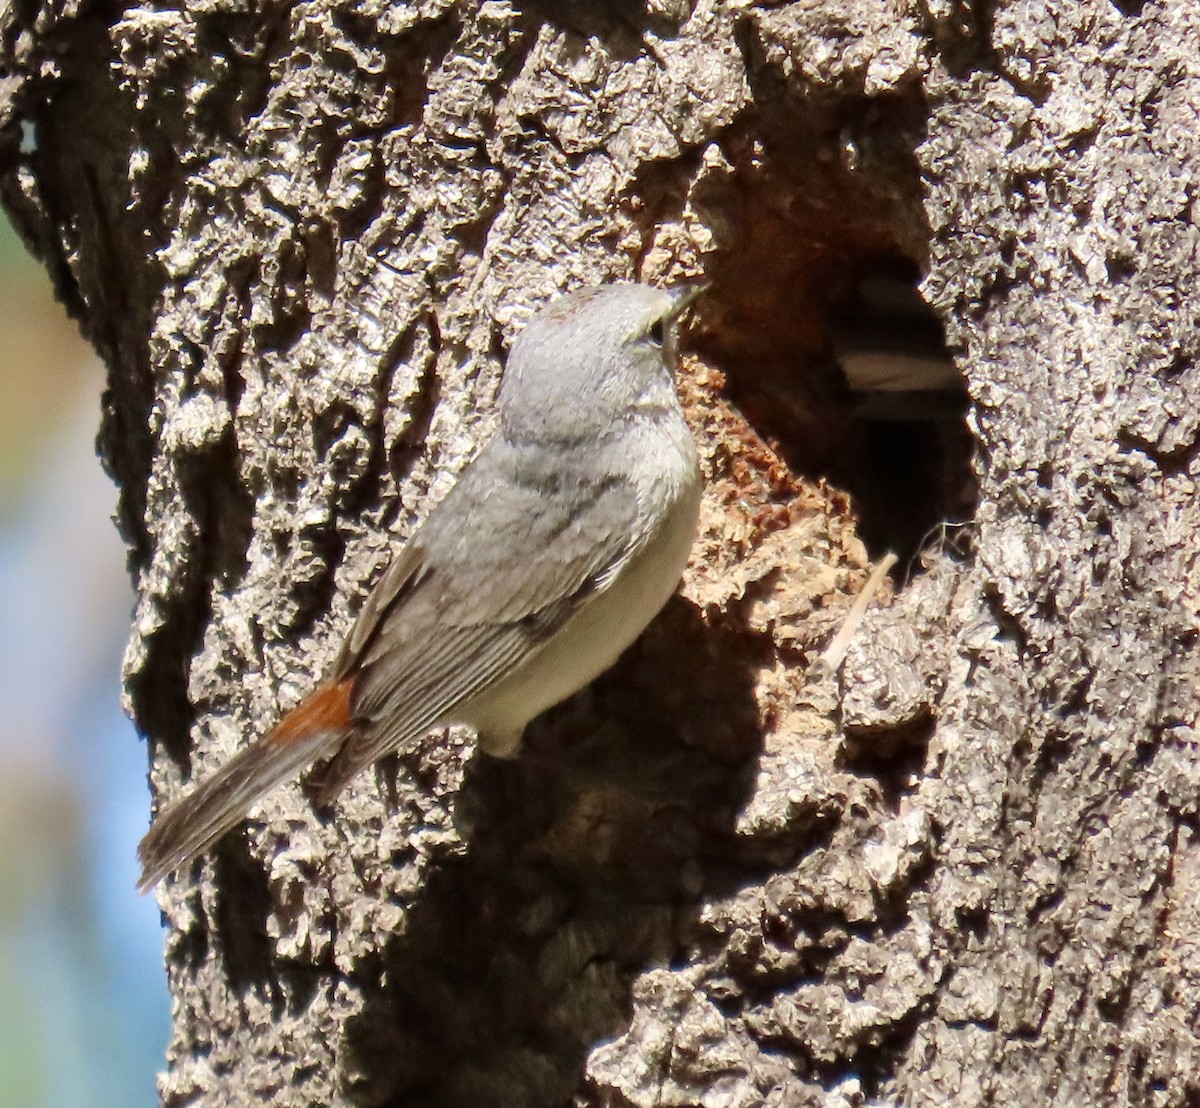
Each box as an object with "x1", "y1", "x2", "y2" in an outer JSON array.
[{"x1": 814, "y1": 552, "x2": 898, "y2": 676}]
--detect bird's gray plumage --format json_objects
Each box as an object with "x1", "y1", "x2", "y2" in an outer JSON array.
[
  {"x1": 311, "y1": 440, "x2": 645, "y2": 800},
  {"x1": 311, "y1": 282, "x2": 701, "y2": 800},
  {"x1": 138, "y1": 280, "x2": 703, "y2": 889}
]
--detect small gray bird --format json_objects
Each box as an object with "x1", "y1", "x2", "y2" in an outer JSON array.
[{"x1": 137, "y1": 281, "x2": 705, "y2": 891}]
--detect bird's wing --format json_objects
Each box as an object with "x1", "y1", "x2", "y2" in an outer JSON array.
[
  {"x1": 310, "y1": 447, "x2": 643, "y2": 797},
  {"x1": 333, "y1": 540, "x2": 425, "y2": 674}
]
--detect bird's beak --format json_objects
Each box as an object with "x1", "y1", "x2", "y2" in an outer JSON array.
[
  {"x1": 666, "y1": 280, "x2": 710, "y2": 321},
  {"x1": 663, "y1": 281, "x2": 708, "y2": 373}
]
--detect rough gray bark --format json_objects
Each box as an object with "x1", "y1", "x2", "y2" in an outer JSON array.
[{"x1": 3, "y1": 0, "x2": 1199, "y2": 1104}]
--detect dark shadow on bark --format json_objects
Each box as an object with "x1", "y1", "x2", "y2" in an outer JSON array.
[
  {"x1": 689, "y1": 90, "x2": 977, "y2": 570},
  {"x1": 337, "y1": 599, "x2": 773, "y2": 1108}
]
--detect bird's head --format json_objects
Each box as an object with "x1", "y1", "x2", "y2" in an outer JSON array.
[{"x1": 499, "y1": 281, "x2": 705, "y2": 446}]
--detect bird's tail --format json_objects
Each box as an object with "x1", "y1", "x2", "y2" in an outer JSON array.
[{"x1": 136, "y1": 679, "x2": 355, "y2": 893}]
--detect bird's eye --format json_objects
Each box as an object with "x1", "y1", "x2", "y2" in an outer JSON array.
[{"x1": 647, "y1": 318, "x2": 665, "y2": 347}]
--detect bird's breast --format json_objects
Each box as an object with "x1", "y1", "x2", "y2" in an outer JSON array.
[{"x1": 462, "y1": 413, "x2": 701, "y2": 755}]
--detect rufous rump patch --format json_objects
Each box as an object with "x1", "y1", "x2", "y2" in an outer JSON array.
[{"x1": 269, "y1": 679, "x2": 354, "y2": 745}]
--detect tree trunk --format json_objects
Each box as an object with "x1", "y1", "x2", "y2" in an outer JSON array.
[{"x1": 3, "y1": 0, "x2": 1199, "y2": 1104}]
